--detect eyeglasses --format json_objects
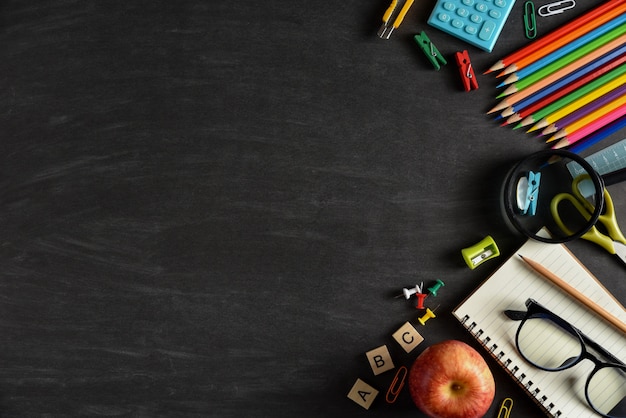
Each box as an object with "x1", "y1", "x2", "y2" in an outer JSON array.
[{"x1": 505, "y1": 298, "x2": 626, "y2": 417}]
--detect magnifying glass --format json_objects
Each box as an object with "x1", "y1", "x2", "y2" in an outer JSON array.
[{"x1": 502, "y1": 149, "x2": 606, "y2": 243}]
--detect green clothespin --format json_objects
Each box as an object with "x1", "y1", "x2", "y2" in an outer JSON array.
[{"x1": 414, "y1": 31, "x2": 447, "y2": 70}]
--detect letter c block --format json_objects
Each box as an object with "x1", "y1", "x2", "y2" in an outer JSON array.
[{"x1": 392, "y1": 321, "x2": 424, "y2": 353}]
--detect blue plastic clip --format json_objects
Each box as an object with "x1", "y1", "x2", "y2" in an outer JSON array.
[
  {"x1": 414, "y1": 31, "x2": 447, "y2": 70},
  {"x1": 517, "y1": 171, "x2": 541, "y2": 216}
]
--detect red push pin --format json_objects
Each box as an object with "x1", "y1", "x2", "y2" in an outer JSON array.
[{"x1": 415, "y1": 293, "x2": 427, "y2": 309}]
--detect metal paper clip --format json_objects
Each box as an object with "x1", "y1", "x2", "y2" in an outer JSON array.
[
  {"x1": 523, "y1": 1, "x2": 537, "y2": 39},
  {"x1": 497, "y1": 397, "x2": 513, "y2": 418},
  {"x1": 385, "y1": 366, "x2": 408, "y2": 403},
  {"x1": 537, "y1": 0, "x2": 576, "y2": 17}
]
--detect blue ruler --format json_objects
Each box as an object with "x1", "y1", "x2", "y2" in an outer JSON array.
[{"x1": 567, "y1": 138, "x2": 626, "y2": 178}]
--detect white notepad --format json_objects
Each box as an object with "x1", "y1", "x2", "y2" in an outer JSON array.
[{"x1": 453, "y1": 238, "x2": 626, "y2": 418}]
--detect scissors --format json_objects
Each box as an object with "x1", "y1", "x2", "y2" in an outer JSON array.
[{"x1": 551, "y1": 175, "x2": 626, "y2": 266}]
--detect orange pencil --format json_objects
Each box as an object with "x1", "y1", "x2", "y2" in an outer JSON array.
[
  {"x1": 502, "y1": 53, "x2": 626, "y2": 125},
  {"x1": 497, "y1": 2, "x2": 626, "y2": 76},
  {"x1": 549, "y1": 98, "x2": 626, "y2": 141},
  {"x1": 488, "y1": 34, "x2": 626, "y2": 112},
  {"x1": 485, "y1": 0, "x2": 626, "y2": 74}
]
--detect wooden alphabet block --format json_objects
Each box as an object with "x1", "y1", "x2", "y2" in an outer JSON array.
[
  {"x1": 392, "y1": 321, "x2": 424, "y2": 353},
  {"x1": 365, "y1": 345, "x2": 394, "y2": 375},
  {"x1": 347, "y1": 378, "x2": 379, "y2": 410}
]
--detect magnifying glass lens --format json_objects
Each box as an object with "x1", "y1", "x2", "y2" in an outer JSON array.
[{"x1": 503, "y1": 150, "x2": 604, "y2": 243}]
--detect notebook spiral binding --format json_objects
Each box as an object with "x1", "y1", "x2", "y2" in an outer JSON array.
[{"x1": 460, "y1": 315, "x2": 563, "y2": 417}]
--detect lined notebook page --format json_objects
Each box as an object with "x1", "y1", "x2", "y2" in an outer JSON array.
[{"x1": 453, "y1": 238, "x2": 626, "y2": 418}]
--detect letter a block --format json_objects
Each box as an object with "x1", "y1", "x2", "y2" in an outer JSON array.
[
  {"x1": 392, "y1": 321, "x2": 424, "y2": 353},
  {"x1": 365, "y1": 345, "x2": 394, "y2": 375},
  {"x1": 347, "y1": 378, "x2": 379, "y2": 410}
]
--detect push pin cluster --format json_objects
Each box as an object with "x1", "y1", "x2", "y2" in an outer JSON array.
[{"x1": 397, "y1": 280, "x2": 445, "y2": 326}]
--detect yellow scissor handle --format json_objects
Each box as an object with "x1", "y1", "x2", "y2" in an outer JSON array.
[
  {"x1": 598, "y1": 190, "x2": 626, "y2": 245},
  {"x1": 551, "y1": 192, "x2": 617, "y2": 254},
  {"x1": 570, "y1": 174, "x2": 626, "y2": 245}
]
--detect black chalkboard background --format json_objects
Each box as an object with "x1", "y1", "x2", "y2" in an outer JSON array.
[{"x1": 1, "y1": 1, "x2": 624, "y2": 417}]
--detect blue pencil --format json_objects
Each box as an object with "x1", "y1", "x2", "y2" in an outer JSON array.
[
  {"x1": 566, "y1": 115, "x2": 626, "y2": 154},
  {"x1": 498, "y1": 14, "x2": 626, "y2": 87},
  {"x1": 496, "y1": 44, "x2": 626, "y2": 117}
]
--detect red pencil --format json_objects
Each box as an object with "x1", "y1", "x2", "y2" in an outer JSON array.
[
  {"x1": 503, "y1": 52, "x2": 626, "y2": 125},
  {"x1": 485, "y1": 0, "x2": 626, "y2": 74}
]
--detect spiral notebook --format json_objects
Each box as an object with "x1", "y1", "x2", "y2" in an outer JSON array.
[{"x1": 453, "y1": 238, "x2": 626, "y2": 418}]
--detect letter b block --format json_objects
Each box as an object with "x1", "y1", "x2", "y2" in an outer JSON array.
[{"x1": 365, "y1": 345, "x2": 394, "y2": 375}]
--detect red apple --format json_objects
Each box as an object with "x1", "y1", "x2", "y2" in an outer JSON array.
[{"x1": 408, "y1": 340, "x2": 495, "y2": 418}]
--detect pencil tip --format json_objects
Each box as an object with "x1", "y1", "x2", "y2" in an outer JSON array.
[{"x1": 486, "y1": 60, "x2": 504, "y2": 74}]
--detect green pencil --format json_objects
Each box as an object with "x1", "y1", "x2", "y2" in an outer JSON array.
[
  {"x1": 512, "y1": 64, "x2": 626, "y2": 130},
  {"x1": 499, "y1": 23, "x2": 626, "y2": 96}
]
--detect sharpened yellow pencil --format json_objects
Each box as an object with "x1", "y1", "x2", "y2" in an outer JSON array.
[{"x1": 526, "y1": 72, "x2": 626, "y2": 132}]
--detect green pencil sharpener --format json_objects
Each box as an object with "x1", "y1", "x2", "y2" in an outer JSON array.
[{"x1": 462, "y1": 236, "x2": 500, "y2": 269}]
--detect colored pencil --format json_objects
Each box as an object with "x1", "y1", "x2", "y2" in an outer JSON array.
[
  {"x1": 552, "y1": 102, "x2": 626, "y2": 148},
  {"x1": 501, "y1": 51, "x2": 626, "y2": 123},
  {"x1": 498, "y1": 14, "x2": 626, "y2": 84},
  {"x1": 548, "y1": 96, "x2": 626, "y2": 141},
  {"x1": 486, "y1": 0, "x2": 626, "y2": 74},
  {"x1": 517, "y1": 67, "x2": 626, "y2": 129},
  {"x1": 518, "y1": 255, "x2": 626, "y2": 334},
  {"x1": 496, "y1": 35, "x2": 626, "y2": 101},
  {"x1": 541, "y1": 84, "x2": 626, "y2": 135},
  {"x1": 490, "y1": 46, "x2": 626, "y2": 115},
  {"x1": 498, "y1": 24, "x2": 626, "y2": 92},
  {"x1": 567, "y1": 115, "x2": 626, "y2": 154}
]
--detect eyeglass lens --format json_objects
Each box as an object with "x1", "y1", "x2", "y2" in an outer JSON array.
[{"x1": 518, "y1": 315, "x2": 626, "y2": 416}]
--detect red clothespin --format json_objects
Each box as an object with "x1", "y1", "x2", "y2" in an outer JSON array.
[{"x1": 455, "y1": 50, "x2": 478, "y2": 92}]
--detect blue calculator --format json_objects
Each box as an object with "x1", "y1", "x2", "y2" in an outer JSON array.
[{"x1": 427, "y1": 0, "x2": 517, "y2": 52}]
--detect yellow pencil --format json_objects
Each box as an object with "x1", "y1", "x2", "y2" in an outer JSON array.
[
  {"x1": 548, "y1": 96, "x2": 626, "y2": 142},
  {"x1": 526, "y1": 72, "x2": 626, "y2": 132}
]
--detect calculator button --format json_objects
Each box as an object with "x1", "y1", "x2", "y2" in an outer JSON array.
[
  {"x1": 443, "y1": 2, "x2": 456, "y2": 10},
  {"x1": 494, "y1": 0, "x2": 507, "y2": 6},
  {"x1": 489, "y1": 9, "x2": 501, "y2": 18},
  {"x1": 465, "y1": 25, "x2": 477, "y2": 34},
  {"x1": 470, "y1": 14, "x2": 482, "y2": 23},
  {"x1": 457, "y1": 7, "x2": 469, "y2": 17},
  {"x1": 451, "y1": 19, "x2": 464, "y2": 28},
  {"x1": 479, "y1": 20, "x2": 496, "y2": 40},
  {"x1": 475, "y1": 3, "x2": 488, "y2": 12},
  {"x1": 438, "y1": 12, "x2": 451, "y2": 22},
  {"x1": 462, "y1": 0, "x2": 474, "y2": 5}
]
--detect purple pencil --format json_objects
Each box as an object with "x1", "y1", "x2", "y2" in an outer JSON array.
[{"x1": 540, "y1": 84, "x2": 626, "y2": 136}]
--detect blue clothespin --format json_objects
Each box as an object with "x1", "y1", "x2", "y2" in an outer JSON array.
[
  {"x1": 414, "y1": 31, "x2": 447, "y2": 70},
  {"x1": 519, "y1": 171, "x2": 541, "y2": 215}
]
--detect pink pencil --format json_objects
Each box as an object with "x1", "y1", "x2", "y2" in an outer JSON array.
[{"x1": 552, "y1": 102, "x2": 626, "y2": 149}]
